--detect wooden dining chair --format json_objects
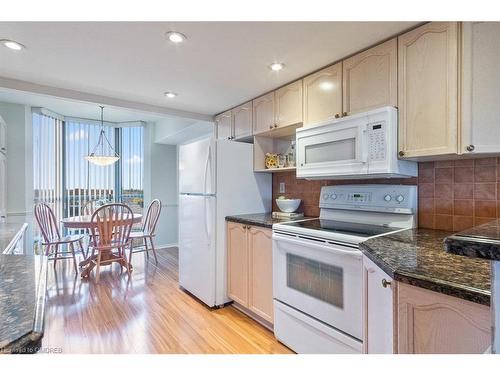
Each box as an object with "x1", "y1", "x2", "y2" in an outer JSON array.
[
  {"x1": 81, "y1": 200, "x2": 98, "y2": 216},
  {"x1": 34, "y1": 202, "x2": 85, "y2": 273},
  {"x1": 129, "y1": 199, "x2": 162, "y2": 265},
  {"x1": 89, "y1": 203, "x2": 134, "y2": 283}
]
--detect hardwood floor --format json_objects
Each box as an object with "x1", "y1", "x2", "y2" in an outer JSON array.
[{"x1": 43, "y1": 247, "x2": 292, "y2": 354}]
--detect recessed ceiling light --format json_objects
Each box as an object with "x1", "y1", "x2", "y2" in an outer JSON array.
[
  {"x1": 1, "y1": 39, "x2": 25, "y2": 51},
  {"x1": 269, "y1": 62, "x2": 285, "y2": 72},
  {"x1": 164, "y1": 92, "x2": 177, "y2": 98},
  {"x1": 165, "y1": 31, "x2": 187, "y2": 44}
]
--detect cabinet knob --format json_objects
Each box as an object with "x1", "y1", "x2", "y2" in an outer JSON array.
[
  {"x1": 381, "y1": 279, "x2": 391, "y2": 288},
  {"x1": 269, "y1": 125, "x2": 273, "y2": 130},
  {"x1": 398, "y1": 151, "x2": 405, "y2": 157},
  {"x1": 342, "y1": 112, "x2": 348, "y2": 117},
  {"x1": 334, "y1": 113, "x2": 340, "y2": 119},
  {"x1": 274, "y1": 124, "x2": 278, "y2": 129},
  {"x1": 466, "y1": 145, "x2": 475, "y2": 152}
]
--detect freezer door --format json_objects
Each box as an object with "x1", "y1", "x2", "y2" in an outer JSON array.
[
  {"x1": 179, "y1": 136, "x2": 216, "y2": 194},
  {"x1": 178, "y1": 194, "x2": 217, "y2": 307}
]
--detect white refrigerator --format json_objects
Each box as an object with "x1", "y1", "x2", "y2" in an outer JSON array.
[{"x1": 178, "y1": 137, "x2": 272, "y2": 307}]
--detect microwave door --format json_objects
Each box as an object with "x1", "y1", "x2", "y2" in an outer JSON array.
[{"x1": 297, "y1": 123, "x2": 368, "y2": 178}]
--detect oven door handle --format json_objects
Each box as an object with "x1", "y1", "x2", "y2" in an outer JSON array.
[{"x1": 273, "y1": 233, "x2": 362, "y2": 259}]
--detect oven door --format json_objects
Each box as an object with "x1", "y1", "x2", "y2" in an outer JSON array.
[
  {"x1": 296, "y1": 119, "x2": 368, "y2": 179},
  {"x1": 272, "y1": 231, "x2": 363, "y2": 340}
]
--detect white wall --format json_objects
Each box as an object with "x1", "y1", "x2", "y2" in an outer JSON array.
[
  {"x1": 144, "y1": 123, "x2": 179, "y2": 247},
  {"x1": 0, "y1": 102, "x2": 32, "y2": 218}
]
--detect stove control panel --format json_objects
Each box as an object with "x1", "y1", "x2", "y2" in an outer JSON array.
[{"x1": 319, "y1": 184, "x2": 417, "y2": 214}]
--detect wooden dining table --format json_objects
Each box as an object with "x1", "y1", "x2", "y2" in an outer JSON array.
[{"x1": 61, "y1": 213, "x2": 142, "y2": 279}]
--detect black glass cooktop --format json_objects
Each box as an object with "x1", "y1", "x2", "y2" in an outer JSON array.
[{"x1": 281, "y1": 219, "x2": 399, "y2": 238}]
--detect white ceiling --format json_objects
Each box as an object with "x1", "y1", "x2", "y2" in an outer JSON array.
[{"x1": 0, "y1": 22, "x2": 419, "y2": 117}]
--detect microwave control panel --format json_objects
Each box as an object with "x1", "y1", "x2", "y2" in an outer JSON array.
[{"x1": 368, "y1": 122, "x2": 386, "y2": 161}]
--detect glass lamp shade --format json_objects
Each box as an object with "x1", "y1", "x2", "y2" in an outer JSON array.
[{"x1": 85, "y1": 155, "x2": 120, "y2": 166}]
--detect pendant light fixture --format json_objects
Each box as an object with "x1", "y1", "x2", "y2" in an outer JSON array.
[{"x1": 85, "y1": 106, "x2": 120, "y2": 166}]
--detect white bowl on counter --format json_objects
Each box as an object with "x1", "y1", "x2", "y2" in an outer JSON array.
[{"x1": 275, "y1": 198, "x2": 301, "y2": 213}]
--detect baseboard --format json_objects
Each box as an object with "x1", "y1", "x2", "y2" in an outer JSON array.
[{"x1": 157, "y1": 243, "x2": 178, "y2": 249}]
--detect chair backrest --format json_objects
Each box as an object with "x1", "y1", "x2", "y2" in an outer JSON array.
[
  {"x1": 34, "y1": 203, "x2": 61, "y2": 243},
  {"x1": 142, "y1": 199, "x2": 162, "y2": 235},
  {"x1": 81, "y1": 200, "x2": 98, "y2": 216},
  {"x1": 90, "y1": 203, "x2": 133, "y2": 249}
]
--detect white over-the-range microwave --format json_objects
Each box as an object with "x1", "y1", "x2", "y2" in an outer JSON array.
[{"x1": 296, "y1": 106, "x2": 417, "y2": 179}]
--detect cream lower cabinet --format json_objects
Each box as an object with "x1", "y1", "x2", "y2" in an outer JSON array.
[
  {"x1": 227, "y1": 222, "x2": 274, "y2": 325},
  {"x1": 363, "y1": 255, "x2": 491, "y2": 354}
]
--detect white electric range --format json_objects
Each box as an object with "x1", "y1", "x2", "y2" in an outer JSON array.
[{"x1": 272, "y1": 184, "x2": 417, "y2": 354}]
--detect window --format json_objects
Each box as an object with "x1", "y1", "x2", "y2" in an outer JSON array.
[{"x1": 32, "y1": 112, "x2": 144, "y2": 223}]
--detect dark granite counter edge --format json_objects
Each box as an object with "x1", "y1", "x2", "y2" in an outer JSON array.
[
  {"x1": 225, "y1": 216, "x2": 272, "y2": 229},
  {"x1": 445, "y1": 236, "x2": 500, "y2": 261},
  {"x1": 0, "y1": 256, "x2": 48, "y2": 354},
  {"x1": 359, "y1": 242, "x2": 491, "y2": 306}
]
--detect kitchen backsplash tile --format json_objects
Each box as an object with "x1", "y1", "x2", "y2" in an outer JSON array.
[{"x1": 272, "y1": 157, "x2": 500, "y2": 230}]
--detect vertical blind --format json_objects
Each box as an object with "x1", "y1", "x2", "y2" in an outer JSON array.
[{"x1": 32, "y1": 112, "x2": 144, "y2": 224}]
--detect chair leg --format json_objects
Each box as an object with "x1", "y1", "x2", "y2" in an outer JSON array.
[
  {"x1": 126, "y1": 245, "x2": 132, "y2": 276},
  {"x1": 69, "y1": 242, "x2": 78, "y2": 274},
  {"x1": 128, "y1": 243, "x2": 134, "y2": 266},
  {"x1": 79, "y1": 238, "x2": 86, "y2": 259},
  {"x1": 143, "y1": 237, "x2": 149, "y2": 258},
  {"x1": 53, "y1": 244, "x2": 59, "y2": 268},
  {"x1": 149, "y1": 236, "x2": 158, "y2": 265},
  {"x1": 95, "y1": 251, "x2": 102, "y2": 284}
]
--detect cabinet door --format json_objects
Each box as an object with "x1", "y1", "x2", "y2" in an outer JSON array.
[
  {"x1": 461, "y1": 22, "x2": 500, "y2": 154},
  {"x1": 343, "y1": 38, "x2": 397, "y2": 115},
  {"x1": 0, "y1": 117, "x2": 6, "y2": 153},
  {"x1": 398, "y1": 22, "x2": 459, "y2": 158},
  {"x1": 232, "y1": 101, "x2": 253, "y2": 140},
  {"x1": 275, "y1": 80, "x2": 303, "y2": 128},
  {"x1": 0, "y1": 154, "x2": 6, "y2": 219},
  {"x1": 397, "y1": 283, "x2": 490, "y2": 354},
  {"x1": 303, "y1": 63, "x2": 342, "y2": 126},
  {"x1": 362, "y1": 256, "x2": 396, "y2": 354},
  {"x1": 248, "y1": 226, "x2": 274, "y2": 323},
  {"x1": 253, "y1": 92, "x2": 275, "y2": 135},
  {"x1": 215, "y1": 110, "x2": 233, "y2": 140},
  {"x1": 227, "y1": 222, "x2": 249, "y2": 306}
]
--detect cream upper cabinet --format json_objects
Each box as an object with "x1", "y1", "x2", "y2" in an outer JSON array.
[
  {"x1": 343, "y1": 38, "x2": 397, "y2": 115},
  {"x1": 248, "y1": 227, "x2": 273, "y2": 323},
  {"x1": 215, "y1": 110, "x2": 233, "y2": 140},
  {"x1": 397, "y1": 283, "x2": 490, "y2": 354},
  {"x1": 303, "y1": 63, "x2": 342, "y2": 126},
  {"x1": 232, "y1": 101, "x2": 253, "y2": 140},
  {"x1": 461, "y1": 22, "x2": 500, "y2": 155},
  {"x1": 275, "y1": 80, "x2": 303, "y2": 128},
  {"x1": 253, "y1": 92, "x2": 275, "y2": 135},
  {"x1": 362, "y1": 256, "x2": 395, "y2": 354},
  {"x1": 398, "y1": 22, "x2": 459, "y2": 159},
  {"x1": 227, "y1": 222, "x2": 248, "y2": 306}
]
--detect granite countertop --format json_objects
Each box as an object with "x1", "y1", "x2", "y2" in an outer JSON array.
[
  {"x1": 445, "y1": 219, "x2": 500, "y2": 261},
  {"x1": 0, "y1": 223, "x2": 27, "y2": 254},
  {"x1": 360, "y1": 228, "x2": 491, "y2": 306},
  {"x1": 0, "y1": 254, "x2": 47, "y2": 353},
  {"x1": 226, "y1": 213, "x2": 314, "y2": 229}
]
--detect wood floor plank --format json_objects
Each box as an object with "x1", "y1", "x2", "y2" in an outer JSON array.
[{"x1": 43, "y1": 247, "x2": 292, "y2": 354}]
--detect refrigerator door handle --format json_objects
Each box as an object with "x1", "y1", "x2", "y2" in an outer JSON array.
[
  {"x1": 204, "y1": 197, "x2": 210, "y2": 242},
  {"x1": 203, "y1": 145, "x2": 211, "y2": 195}
]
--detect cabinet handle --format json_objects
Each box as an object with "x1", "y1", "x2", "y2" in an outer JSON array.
[
  {"x1": 381, "y1": 279, "x2": 391, "y2": 288},
  {"x1": 398, "y1": 151, "x2": 405, "y2": 157},
  {"x1": 466, "y1": 145, "x2": 475, "y2": 152},
  {"x1": 342, "y1": 112, "x2": 348, "y2": 117},
  {"x1": 334, "y1": 113, "x2": 340, "y2": 119}
]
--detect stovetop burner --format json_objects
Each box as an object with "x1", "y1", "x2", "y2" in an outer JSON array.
[{"x1": 279, "y1": 219, "x2": 399, "y2": 239}]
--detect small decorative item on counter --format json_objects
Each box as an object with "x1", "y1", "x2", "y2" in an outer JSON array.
[
  {"x1": 265, "y1": 153, "x2": 278, "y2": 169},
  {"x1": 277, "y1": 154, "x2": 286, "y2": 168}
]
